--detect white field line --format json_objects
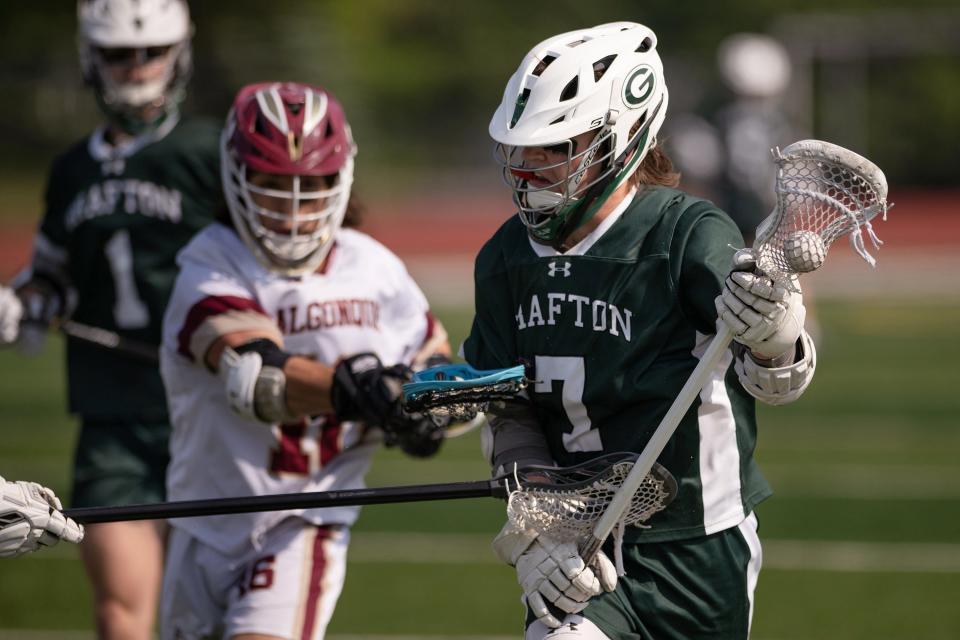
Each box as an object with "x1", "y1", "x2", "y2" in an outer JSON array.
[
  {"x1": 761, "y1": 462, "x2": 960, "y2": 499},
  {"x1": 405, "y1": 248, "x2": 960, "y2": 307},
  {"x1": 27, "y1": 533, "x2": 960, "y2": 573},
  {"x1": 343, "y1": 534, "x2": 960, "y2": 573}
]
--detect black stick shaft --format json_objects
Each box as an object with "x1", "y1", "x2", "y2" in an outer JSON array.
[
  {"x1": 65, "y1": 479, "x2": 506, "y2": 524},
  {"x1": 60, "y1": 320, "x2": 159, "y2": 364}
]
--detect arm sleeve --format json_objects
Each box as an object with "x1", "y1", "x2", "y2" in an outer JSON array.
[
  {"x1": 25, "y1": 158, "x2": 73, "y2": 289},
  {"x1": 486, "y1": 400, "x2": 554, "y2": 473}
]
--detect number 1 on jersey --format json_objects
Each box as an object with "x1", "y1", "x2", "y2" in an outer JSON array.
[
  {"x1": 104, "y1": 230, "x2": 149, "y2": 329},
  {"x1": 534, "y1": 355, "x2": 602, "y2": 452}
]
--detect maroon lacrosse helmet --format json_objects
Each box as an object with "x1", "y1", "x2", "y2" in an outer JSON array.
[{"x1": 221, "y1": 82, "x2": 356, "y2": 275}]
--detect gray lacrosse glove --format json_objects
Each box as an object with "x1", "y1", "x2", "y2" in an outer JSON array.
[
  {"x1": 493, "y1": 521, "x2": 616, "y2": 628},
  {"x1": 715, "y1": 249, "x2": 806, "y2": 360},
  {"x1": 0, "y1": 476, "x2": 84, "y2": 557}
]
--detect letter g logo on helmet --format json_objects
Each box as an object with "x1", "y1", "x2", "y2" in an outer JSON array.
[{"x1": 623, "y1": 65, "x2": 656, "y2": 107}]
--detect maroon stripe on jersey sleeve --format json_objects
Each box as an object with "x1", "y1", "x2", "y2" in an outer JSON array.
[
  {"x1": 424, "y1": 311, "x2": 436, "y2": 340},
  {"x1": 300, "y1": 526, "x2": 334, "y2": 640},
  {"x1": 176, "y1": 295, "x2": 269, "y2": 361}
]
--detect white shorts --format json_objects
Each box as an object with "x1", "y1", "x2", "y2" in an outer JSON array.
[{"x1": 160, "y1": 517, "x2": 349, "y2": 640}]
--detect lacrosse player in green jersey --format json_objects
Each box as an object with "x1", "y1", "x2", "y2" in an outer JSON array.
[
  {"x1": 463, "y1": 22, "x2": 816, "y2": 639},
  {"x1": 0, "y1": 1, "x2": 220, "y2": 637}
]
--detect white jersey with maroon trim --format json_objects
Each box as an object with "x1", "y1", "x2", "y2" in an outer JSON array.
[{"x1": 160, "y1": 222, "x2": 433, "y2": 555}]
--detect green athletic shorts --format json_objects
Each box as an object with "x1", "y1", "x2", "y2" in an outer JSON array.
[
  {"x1": 70, "y1": 417, "x2": 171, "y2": 508},
  {"x1": 525, "y1": 514, "x2": 761, "y2": 639}
]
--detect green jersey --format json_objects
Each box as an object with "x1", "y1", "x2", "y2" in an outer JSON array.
[
  {"x1": 463, "y1": 186, "x2": 772, "y2": 542},
  {"x1": 34, "y1": 115, "x2": 221, "y2": 420}
]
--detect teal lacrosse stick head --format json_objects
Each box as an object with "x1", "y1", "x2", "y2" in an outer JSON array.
[{"x1": 402, "y1": 364, "x2": 528, "y2": 421}]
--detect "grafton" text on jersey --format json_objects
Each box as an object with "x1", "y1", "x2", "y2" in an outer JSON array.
[
  {"x1": 515, "y1": 293, "x2": 632, "y2": 341},
  {"x1": 64, "y1": 179, "x2": 183, "y2": 231}
]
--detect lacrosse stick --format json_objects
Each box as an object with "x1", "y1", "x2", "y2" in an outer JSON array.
[
  {"x1": 63, "y1": 452, "x2": 676, "y2": 526},
  {"x1": 402, "y1": 363, "x2": 529, "y2": 422},
  {"x1": 58, "y1": 319, "x2": 159, "y2": 363},
  {"x1": 19, "y1": 317, "x2": 159, "y2": 363},
  {"x1": 578, "y1": 139, "x2": 889, "y2": 563}
]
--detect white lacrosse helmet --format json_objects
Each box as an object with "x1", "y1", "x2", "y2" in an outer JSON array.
[
  {"x1": 77, "y1": 0, "x2": 192, "y2": 132},
  {"x1": 221, "y1": 82, "x2": 357, "y2": 276},
  {"x1": 490, "y1": 21, "x2": 669, "y2": 244}
]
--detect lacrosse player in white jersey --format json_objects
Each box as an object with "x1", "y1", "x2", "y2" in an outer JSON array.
[
  {"x1": 158, "y1": 81, "x2": 451, "y2": 640},
  {"x1": 0, "y1": 476, "x2": 84, "y2": 557}
]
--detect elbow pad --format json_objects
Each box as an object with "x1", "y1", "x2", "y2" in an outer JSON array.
[{"x1": 735, "y1": 331, "x2": 816, "y2": 406}]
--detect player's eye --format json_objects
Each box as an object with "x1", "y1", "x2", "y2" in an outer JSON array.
[
  {"x1": 144, "y1": 46, "x2": 172, "y2": 60},
  {"x1": 541, "y1": 140, "x2": 578, "y2": 156},
  {"x1": 97, "y1": 47, "x2": 139, "y2": 65},
  {"x1": 96, "y1": 46, "x2": 171, "y2": 65}
]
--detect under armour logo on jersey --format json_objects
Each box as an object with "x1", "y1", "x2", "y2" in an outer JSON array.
[
  {"x1": 547, "y1": 260, "x2": 572, "y2": 277},
  {"x1": 101, "y1": 159, "x2": 125, "y2": 176}
]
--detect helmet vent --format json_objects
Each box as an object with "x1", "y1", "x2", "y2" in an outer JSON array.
[
  {"x1": 510, "y1": 88, "x2": 531, "y2": 127},
  {"x1": 636, "y1": 38, "x2": 653, "y2": 53},
  {"x1": 532, "y1": 55, "x2": 556, "y2": 77},
  {"x1": 559, "y1": 77, "x2": 579, "y2": 102},
  {"x1": 550, "y1": 115, "x2": 565, "y2": 125},
  {"x1": 253, "y1": 113, "x2": 270, "y2": 137},
  {"x1": 593, "y1": 55, "x2": 617, "y2": 81}
]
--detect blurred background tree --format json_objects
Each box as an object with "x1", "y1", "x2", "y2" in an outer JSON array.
[{"x1": 0, "y1": 0, "x2": 957, "y2": 216}]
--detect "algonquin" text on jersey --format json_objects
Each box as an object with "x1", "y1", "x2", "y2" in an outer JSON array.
[{"x1": 277, "y1": 299, "x2": 380, "y2": 335}]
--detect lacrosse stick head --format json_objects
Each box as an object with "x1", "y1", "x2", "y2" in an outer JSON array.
[
  {"x1": 504, "y1": 453, "x2": 678, "y2": 544},
  {"x1": 753, "y1": 139, "x2": 889, "y2": 289},
  {"x1": 402, "y1": 364, "x2": 528, "y2": 423}
]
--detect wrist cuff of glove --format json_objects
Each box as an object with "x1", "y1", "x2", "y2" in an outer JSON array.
[
  {"x1": 746, "y1": 342, "x2": 797, "y2": 367},
  {"x1": 492, "y1": 521, "x2": 539, "y2": 566},
  {"x1": 234, "y1": 339, "x2": 292, "y2": 370}
]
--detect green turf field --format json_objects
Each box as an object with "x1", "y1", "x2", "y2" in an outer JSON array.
[{"x1": 1, "y1": 300, "x2": 958, "y2": 639}]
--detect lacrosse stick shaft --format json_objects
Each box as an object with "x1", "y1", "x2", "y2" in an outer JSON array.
[
  {"x1": 579, "y1": 324, "x2": 734, "y2": 562},
  {"x1": 65, "y1": 479, "x2": 506, "y2": 524},
  {"x1": 60, "y1": 320, "x2": 159, "y2": 364}
]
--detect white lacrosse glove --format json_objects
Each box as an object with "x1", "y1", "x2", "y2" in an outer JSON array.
[
  {"x1": 0, "y1": 285, "x2": 24, "y2": 345},
  {"x1": 715, "y1": 249, "x2": 806, "y2": 360},
  {"x1": 493, "y1": 522, "x2": 617, "y2": 629},
  {"x1": 0, "y1": 475, "x2": 84, "y2": 557}
]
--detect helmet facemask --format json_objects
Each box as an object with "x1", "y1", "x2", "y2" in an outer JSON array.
[
  {"x1": 494, "y1": 129, "x2": 616, "y2": 242},
  {"x1": 84, "y1": 41, "x2": 191, "y2": 133},
  {"x1": 225, "y1": 161, "x2": 354, "y2": 274}
]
